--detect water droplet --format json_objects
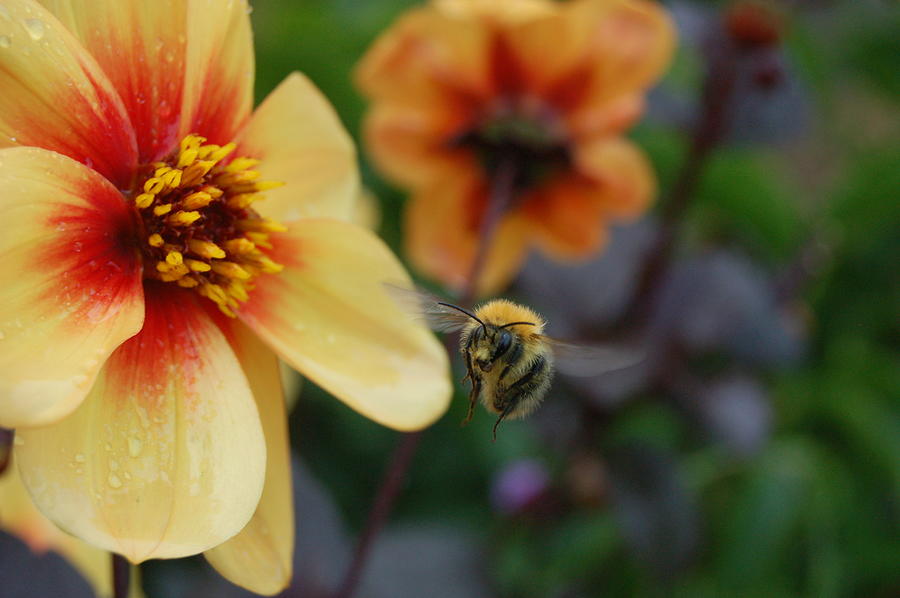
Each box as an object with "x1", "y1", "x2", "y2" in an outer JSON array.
[
  {"x1": 127, "y1": 437, "x2": 142, "y2": 457},
  {"x1": 74, "y1": 453, "x2": 86, "y2": 463},
  {"x1": 108, "y1": 459, "x2": 119, "y2": 471},
  {"x1": 0, "y1": 35, "x2": 11, "y2": 49},
  {"x1": 72, "y1": 241, "x2": 83, "y2": 252},
  {"x1": 23, "y1": 18, "x2": 45, "y2": 41},
  {"x1": 107, "y1": 474, "x2": 122, "y2": 489}
]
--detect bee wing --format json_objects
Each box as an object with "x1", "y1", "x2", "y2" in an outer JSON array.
[
  {"x1": 383, "y1": 283, "x2": 473, "y2": 333},
  {"x1": 542, "y1": 336, "x2": 645, "y2": 377}
]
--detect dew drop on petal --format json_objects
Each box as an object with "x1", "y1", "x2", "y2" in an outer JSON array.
[
  {"x1": 23, "y1": 18, "x2": 45, "y2": 41},
  {"x1": 0, "y1": 35, "x2": 11, "y2": 49},
  {"x1": 108, "y1": 474, "x2": 122, "y2": 489},
  {"x1": 74, "y1": 453, "x2": 86, "y2": 463},
  {"x1": 127, "y1": 436, "x2": 142, "y2": 458}
]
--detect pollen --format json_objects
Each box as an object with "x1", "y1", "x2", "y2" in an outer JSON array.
[{"x1": 133, "y1": 134, "x2": 287, "y2": 316}]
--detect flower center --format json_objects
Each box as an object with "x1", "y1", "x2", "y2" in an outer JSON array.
[
  {"x1": 133, "y1": 134, "x2": 285, "y2": 317},
  {"x1": 456, "y1": 99, "x2": 571, "y2": 192}
]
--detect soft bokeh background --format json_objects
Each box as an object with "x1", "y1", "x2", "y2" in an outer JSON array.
[{"x1": 2, "y1": 0, "x2": 897, "y2": 597}]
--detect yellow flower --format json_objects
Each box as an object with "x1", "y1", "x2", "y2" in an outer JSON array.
[
  {"x1": 356, "y1": 0, "x2": 676, "y2": 295},
  {"x1": 0, "y1": 0, "x2": 451, "y2": 594}
]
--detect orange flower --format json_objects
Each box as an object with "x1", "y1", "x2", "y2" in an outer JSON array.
[
  {"x1": 357, "y1": 0, "x2": 676, "y2": 294},
  {"x1": 0, "y1": 0, "x2": 450, "y2": 594}
]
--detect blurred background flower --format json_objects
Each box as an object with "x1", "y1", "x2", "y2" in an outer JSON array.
[
  {"x1": 356, "y1": 0, "x2": 675, "y2": 295},
  {"x1": 2, "y1": 0, "x2": 898, "y2": 597}
]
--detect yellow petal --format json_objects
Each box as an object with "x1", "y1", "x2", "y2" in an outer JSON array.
[
  {"x1": 0, "y1": 147, "x2": 144, "y2": 428},
  {"x1": 204, "y1": 322, "x2": 293, "y2": 596},
  {"x1": 40, "y1": 0, "x2": 190, "y2": 162},
  {"x1": 180, "y1": 0, "x2": 254, "y2": 145},
  {"x1": 237, "y1": 73, "x2": 358, "y2": 223},
  {"x1": 15, "y1": 283, "x2": 266, "y2": 563},
  {"x1": 0, "y1": 454, "x2": 114, "y2": 598},
  {"x1": 238, "y1": 220, "x2": 452, "y2": 431},
  {"x1": 573, "y1": 137, "x2": 656, "y2": 220},
  {"x1": 0, "y1": 0, "x2": 137, "y2": 187}
]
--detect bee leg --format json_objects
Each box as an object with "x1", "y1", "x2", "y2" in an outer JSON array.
[
  {"x1": 461, "y1": 380, "x2": 479, "y2": 427},
  {"x1": 492, "y1": 400, "x2": 516, "y2": 443}
]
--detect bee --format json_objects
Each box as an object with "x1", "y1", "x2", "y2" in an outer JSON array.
[{"x1": 387, "y1": 285, "x2": 640, "y2": 440}]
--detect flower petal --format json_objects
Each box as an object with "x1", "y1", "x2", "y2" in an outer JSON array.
[
  {"x1": 355, "y1": 4, "x2": 493, "y2": 103},
  {"x1": 574, "y1": 137, "x2": 656, "y2": 220},
  {"x1": 524, "y1": 174, "x2": 609, "y2": 259},
  {"x1": 180, "y1": 0, "x2": 254, "y2": 145},
  {"x1": 0, "y1": 455, "x2": 113, "y2": 598},
  {"x1": 0, "y1": 0, "x2": 137, "y2": 187},
  {"x1": 238, "y1": 220, "x2": 452, "y2": 431},
  {"x1": 405, "y1": 174, "x2": 531, "y2": 296},
  {"x1": 40, "y1": 0, "x2": 190, "y2": 162},
  {"x1": 204, "y1": 322, "x2": 293, "y2": 596},
  {"x1": 362, "y1": 100, "x2": 473, "y2": 189},
  {"x1": 551, "y1": 0, "x2": 676, "y2": 106},
  {"x1": 237, "y1": 73, "x2": 358, "y2": 223},
  {"x1": 15, "y1": 283, "x2": 266, "y2": 563},
  {"x1": 0, "y1": 147, "x2": 144, "y2": 428}
]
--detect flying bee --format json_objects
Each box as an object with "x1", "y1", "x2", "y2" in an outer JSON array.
[{"x1": 387, "y1": 285, "x2": 641, "y2": 440}]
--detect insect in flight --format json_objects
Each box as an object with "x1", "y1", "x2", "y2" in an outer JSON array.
[{"x1": 387, "y1": 285, "x2": 641, "y2": 441}]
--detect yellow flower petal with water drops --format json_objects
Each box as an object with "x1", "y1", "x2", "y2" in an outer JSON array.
[
  {"x1": 15, "y1": 284, "x2": 266, "y2": 563},
  {"x1": 238, "y1": 219, "x2": 453, "y2": 431},
  {"x1": 0, "y1": 148, "x2": 144, "y2": 428},
  {"x1": 204, "y1": 321, "x2": 293, "y2": 596}
]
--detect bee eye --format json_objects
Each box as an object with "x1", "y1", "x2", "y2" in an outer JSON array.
[{"x1": 494, "y1": 330, "x2": 512, "y2": 359}]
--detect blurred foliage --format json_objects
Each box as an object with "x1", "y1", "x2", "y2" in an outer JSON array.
[{"x1": 246, "y1": 1, "x2": 899, "y2": 597}]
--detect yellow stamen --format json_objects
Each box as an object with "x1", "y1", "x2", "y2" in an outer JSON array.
[
  {"x1": 211, "y1": 261, "x2": 251, "y2": 280},
  {"x1": 188, "y1": 239, "x2": 226, "y2": 260},
  {"x1": 185, "y1": 259, "x2": 212, "y2": 272},
  {"x1": 135, "y1": 132, "x2": 286, "y2": 317},
  {"x1": 165, "y1": 251, "x2": 184, "y2": 267},
  {"x1": 182, "y1": 191, "x2": 213, "y2": 210},
  {"x1": 177, "y1": 276, "x2": 200, "y2": 288},
  {"x1": 167, "y1": 211, "x2": 202, "y2": 227},
  {"x1": 135, "y1": 193, "x2": 155, "y2": 209}
]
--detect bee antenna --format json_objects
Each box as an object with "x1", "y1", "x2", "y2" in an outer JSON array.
[
  {"x1": 499, "y1": 321, "x2": 536, "y2": 329},
  {"x1": 437, "y1": 302, "x2": 485, "y2": 327}
]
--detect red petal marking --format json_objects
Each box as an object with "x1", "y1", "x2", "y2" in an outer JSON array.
[
  {"x1": 83, "y1": 20, "x2": 186, "y2": 164},
  {"x1": 188, "y1": 69, "x2": 250, "y2": 147},
  {"x1": 37, "y1": 176, "x2": 142, "y2": 328},
  {"x1": 104, "y1": 282, "x2": 208, "y2": 413},
  {"x1": 2, "y1": 60, "x2": 138, "y2": 189}
]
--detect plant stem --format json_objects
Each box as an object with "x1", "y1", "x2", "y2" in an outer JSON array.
[
  {"x1": 621, "y1": 36, "x2": 741, "y2": 327},
  {"x1": 112, "y1": 554, "x2": 130, "y2": 598},
  {"x1": 332, "y1": 159, "x2": 519, "y2": 598}
]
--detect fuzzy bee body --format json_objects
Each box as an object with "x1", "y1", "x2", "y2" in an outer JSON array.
[
  {"x1": 386, "y1": 284, "x2": 641, "y2": 440},
  {"x1": 458, "y1": 300, "x2": 554, "y2": 432}
]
